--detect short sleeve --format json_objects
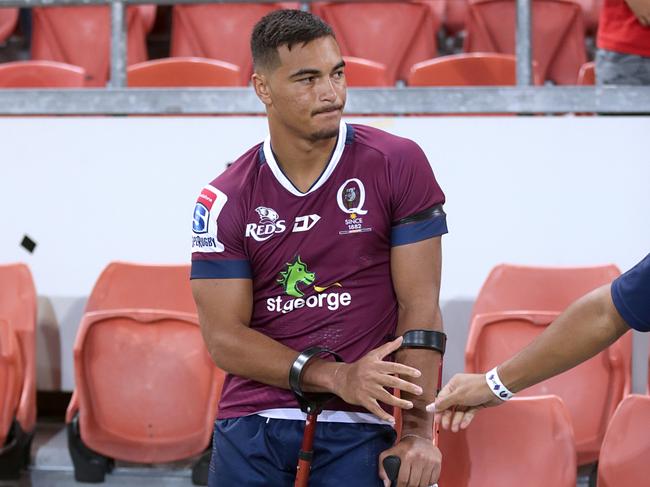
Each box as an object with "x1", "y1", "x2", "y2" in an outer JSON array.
[
  {"x1": 190, "y1": 184, "x2": 251, "y2": 279},
  {"x1": 611, "y1": 253, "x2": 650, "y2": 332},
  {"x1": 390, "y1": 140, "x2": 448, "y2": 247}
]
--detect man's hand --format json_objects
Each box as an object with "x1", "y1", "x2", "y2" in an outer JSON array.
[
  {"x1": 626, "y1": 0, "x2": 650, "y2": 26},
  {"x1": 378, "y1": 436, "x2": 441, "y2": 487},
  {"x1": 332, "y1": 337, "x2": 423, "y2": 423},
  {"x1": 427, "y1": 373, "x2": 504, "y2": 432}
]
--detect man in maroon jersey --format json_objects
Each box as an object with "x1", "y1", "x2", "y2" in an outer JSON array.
[{"x1": 191, "y1": 9, "x2": 447, "y2": 487}]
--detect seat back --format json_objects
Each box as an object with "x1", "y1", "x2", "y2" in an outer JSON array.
[
  {"x1": 577, "y1": 61, "x2": 595, "y2": 85},
  {"x1": 0, "y1": 264, "x2": 37, "y2": 436},
  {"x1": 127, "y1": 57, "x2": 241, "y2": 87},
  {"x1": 0, "y1": 60, "x2": 86, "y2": 88},
  {"x1": 316, "y1": 2, "x2": 438, "y2": 84},
  {"x1": 418, "y1": 0, "x2": 468, "y2": 34},
  {"x1": 32, "y1": 6, "x2": 148, "y2": 86},
  {"x1": 597, "y1": 394, "x2": 650, "y2": 487},
  {"x1": 343, "y1": 56, "x2": 391, "y2": 86},
  {"x1": 466, "y1": 310, "x2": 630, "y2": 465},
  {"x1": 472, "y1": 263, "x2": 621, "y2": 318},
  {"x1": 465, "y1": 0, "x2": 586, "y2": 84},
  {"x1": 0, "y1": 8, "x2": 18, "y2": 42},
  {"x1": 438, "y1": 395, "x2": 576, "y2": 487},
  {"x1": 0, "y1": 319, "x2": 24, "y2": 447},
  {"x1": 408, "y1": 52, "x2": 542, "y2": 85},
  {"x1": 171, "y1": 4, "x2": 287, "y2": 85},
  {"x1": 72, "y1": 262, "x2": 223, "y2": 463}
]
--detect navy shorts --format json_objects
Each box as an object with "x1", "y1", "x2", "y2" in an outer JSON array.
[{"x1": 208, "y1": 415, "x2": 396, "y2": 486}]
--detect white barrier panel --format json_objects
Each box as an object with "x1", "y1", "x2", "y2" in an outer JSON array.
[{"x1": 1, "y1": 116, "x2": 649, "y2": 391}]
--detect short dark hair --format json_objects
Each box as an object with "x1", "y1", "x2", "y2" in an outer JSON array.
[{"x1": 251, "y1": 9, "x2": 334, "y2": 71}]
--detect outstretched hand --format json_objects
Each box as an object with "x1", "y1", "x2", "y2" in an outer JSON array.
[
  {"x1": 426, "y1": 373, "x2": 504, "y2": 432},
  {"x1": 332, "y1": 336, "x2": 424, "y2": 423}
]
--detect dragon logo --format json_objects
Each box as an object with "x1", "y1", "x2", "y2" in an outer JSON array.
[{"x1": 277, "y1": 256, "x2": 316, "y2": 298}]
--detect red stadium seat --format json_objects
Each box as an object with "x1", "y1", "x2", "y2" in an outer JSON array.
[
  {"x1": 316, "y1": 2, "x2": 439, "y2": 85},
  {"x1": 127, "y1": 57, "x2": 241, "y2": 87},
  {"x1": 466, "y1": 310, "x2": 630, "y2": 466},
  {"x1": 138, "y1": 5, "x2": 157, "y2": 33},
  {"x1": 65, "y1": 262, "x2": 224, "y2": 482},
  {"x1": 0, "y1": 61, "x2": 86, "y2": 88},
  {"x1": 171, "y1": 4, "x2": 290, "y2": 86},
  {"x1": 419, "y1": 0, "x2": 468, "y2": 34},
  {"x1": 0, "y1": 9, "x2": 18, "y2": 43},
  {"x1": 0, "y1": 264, "x2": 37, "y2": 478},
  {"x1": 577, "y1": 61, "x2": 595, "y2": 85},
  {"x1": 571, "y1": 0, "x2": 602, "y2": 33},
  {"x1": 408, "y1": 52, "x2": 542, "y2": 85},
  {"x1": 342, "y1": 56, "x2": 391, "y2": 86},
  {"x1": 32, "y1": 6, "x2": 149, "y2": 87},
  {"x1": 464, "y1": 0, "x2": 587, "y2": 84},
  {"x1": 597, "y1": 394, "x2": 650, "y2": 487},
  {"x1": 438, "y1": 396, "x2": 576, "y2": 487}
]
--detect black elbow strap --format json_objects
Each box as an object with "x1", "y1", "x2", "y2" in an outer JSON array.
[
  {"x1": 289, "y1": 346, "x2": 344, "y2": 415},
  {"x1": 400, "y1": 329, "x2": 447, "y2": 356}
]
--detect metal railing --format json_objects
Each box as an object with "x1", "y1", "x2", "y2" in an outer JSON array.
[{"x1": 0, "y1": 0, "x2": 649, "y2": 114}]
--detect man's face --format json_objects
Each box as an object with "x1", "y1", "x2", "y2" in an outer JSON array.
[{"x1": 256, "y1": 36, "x2": 347, "y2": 142}]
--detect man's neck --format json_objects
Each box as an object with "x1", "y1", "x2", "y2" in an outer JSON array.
[{"x1": 269, "y1": 124, "x2": 339, "y2": 193}]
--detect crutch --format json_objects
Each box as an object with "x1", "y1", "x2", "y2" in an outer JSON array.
[
  {"x1": 384, "y1": 329, "x2": 446, "y2": 487},
  {"x1": 289, "y1": 347, "x2": 343, "y2": 487}
]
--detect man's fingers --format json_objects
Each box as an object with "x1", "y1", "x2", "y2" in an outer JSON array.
[
  {"x1": 377, "y1": 389, "x2": 414, "y2": 410},
  {"x1": 459, "y1": 409, "x2": 477, "y2": 429},
  {"x1": 450, "y1": 409, "x2": 467, "y2": 433},
  {"x1": 379, "y1": 361, "x2": 422, "y2": 378},
  {"x1": 380, "y1": 374, "x2": 423, "y2": 396},
  {"x1": 366, "y1": 399, "x2": 396, "y2": 424},
  {"x1": 374, "y1": 336, "x2": 404, "y2": 358},
  {"x1": 440, "y1": 409, "x2": 453, "y2": 430},
  {"x1": 431, "y1": 388, "x2": 459, "y2": 413}
]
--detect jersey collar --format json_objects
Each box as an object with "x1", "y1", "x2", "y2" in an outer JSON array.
[{"x1": 263, "y1": 120, "x2": 348, "y2": 197}]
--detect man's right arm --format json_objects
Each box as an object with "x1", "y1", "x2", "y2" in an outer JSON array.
[
  {"x1": 625, "y1": 0, "x2": 650, "y2": 26},
  {"x1": 192, "y1": 278, "x2": 422, "y2": 421}
]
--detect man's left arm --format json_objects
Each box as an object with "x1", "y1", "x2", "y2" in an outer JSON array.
[{"x1": 378, "y1": 236, "x2": 443, "y2": 487}]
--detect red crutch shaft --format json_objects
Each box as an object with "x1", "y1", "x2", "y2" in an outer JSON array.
[{"x1": 294, "y1": 413, "x2": 318, "y2": 487}]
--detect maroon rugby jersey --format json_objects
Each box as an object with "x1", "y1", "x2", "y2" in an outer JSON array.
[{"x1": 191, "y1": 122, "x2": 447, "y2": 420}]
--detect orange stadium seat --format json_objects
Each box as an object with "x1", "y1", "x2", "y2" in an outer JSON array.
[
  {"x1": 438, "y1": 395, "x2": 576, "y2": 487},
  {"x1": 466, "y1": 310, "x2": 630, "y2": 466},
  {"x1": 139, "y1": 5, "x2": 157, "y2": 33},
  {"x1": 170, "y1": 3, "x2": 293, "y2": 86},
  {"x1": 0, "y1": 264, "x2": 37, "y2": 479},
  {"x1": 0, "y1": 9, "x2": 18, "y2": 43},
  {"x1": 571, "y1": 0, "x2": 602, "y2": 33},
  {"x1": 0, "y1": 61, "x2": 86, "y2": 88},
  {"x1": 419, "y1": 0, "x2": 468, "y2": 34},
  {"x1": 128, "y1": 57, "x2": 241, "y2": 87},
  {"x1": 32, "y1": 6, "x2": 149, "y2": 87},
  {"x1": 577, "y1": 61, "x2": 595, "y2": 85},
  {"x1": 464, "y1": 0, "x2": 587, "y2": 84},
  {"x1": 65, "y1": 262, "x2": 224, "y2": 483},
  {"x1": 467, "y1": 263, "x2": 629, "y2": 465},
  {"x1": 597, "y1": 394, "x2": 650, "y2": 487},
  {"x1": 408, "y1": 52, "x2": 542, "y2": 85},
  {"x1": 342, "y1": 56, "x2": 391, "y2": 86},
  {"x1": 315, "y1": 2, "x2": 439, "y2": 85}
]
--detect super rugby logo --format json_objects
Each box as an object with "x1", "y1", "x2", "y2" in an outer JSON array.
[
  {"x1": 245, "y1": 206, "x2": 287, "y2": 242},
  {"x1": 267, "y1": 256, "x2": 352, "y2": 314}
]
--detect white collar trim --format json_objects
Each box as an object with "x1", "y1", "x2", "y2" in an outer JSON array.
[{"x1": 263, "y1": 121, "x2": 347, "y2": 197}]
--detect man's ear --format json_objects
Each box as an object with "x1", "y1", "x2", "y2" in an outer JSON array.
[{"x1": 252, "y1": 72, "x2": 272, "y2": 107}]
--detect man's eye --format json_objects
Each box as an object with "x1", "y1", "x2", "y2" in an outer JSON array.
[
  {"x1": 300, "y1": 77, "x2": 315, "y2": 84},
  {"x1": 334, "y1": 71, "x2": 344, "y2": 79}
]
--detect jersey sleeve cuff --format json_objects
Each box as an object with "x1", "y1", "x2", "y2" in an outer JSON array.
[
  {"x1": 611, "y1": 278, "x2": 648, "y2": 332},
  {"x1": 391, "y1": 214, "x2": 448, "y2": 247},
  {"x1": 191, "y1": 257, "x2": 252, "y2": 279}
]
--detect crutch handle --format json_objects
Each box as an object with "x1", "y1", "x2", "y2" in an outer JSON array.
[{"x1": 383, "y1": 455, "x2": 401, "y2": 487}]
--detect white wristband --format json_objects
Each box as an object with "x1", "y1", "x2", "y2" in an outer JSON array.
[{"x1": 485, "y1": 367, "x2": 515, "y2": 401}]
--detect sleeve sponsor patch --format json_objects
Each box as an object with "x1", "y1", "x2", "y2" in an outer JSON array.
[{"x1": 191, "y1": 185, "x2": 228, "y2": 253}]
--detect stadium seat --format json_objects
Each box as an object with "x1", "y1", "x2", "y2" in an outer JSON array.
[
  {"x1": 65, "y1": 262, "x2": 224, "y2": 484},
  {"x1": 438, "y1": 395, "x2": 576, "y2": 487},
  {"x1": 127, "y1": 57, "x2": 241, "y2": 87},
  {"x1": 471, "y1": 263, "x2": 621, "y2": 317},
  {"x1": 577, "y1": 61, "x2": 595, "y2": 85},
  {"x1": 0, "y1": 264, "x2": 37, "y2": 479},
  {"x1": 139, "y1": 5, "x2": 157, "y2": 33},
  {"x1": 171, "y1": 4, "x2": 291, "y2": 86},
  {"x1": 597, "y1": 394, "x2": 650, "y2": 487},
  {"x1": 0, "y1": 61, "x2": 86, "y2": 88},
  {"x1": 466, "y1": 310, "x2": 630, "y2": 466},
  {"x1": 419, "y1": 0, "x2": 468, "y2": 34},
  {"x1": 32, "y1": 6, "x2": 149, "y2": 87},
  {"x1": 342, "y1": 56, "x2": 391, "y2": 86},
  {"x1": 464, "y1": 0, "x2": 587, "y2": 84},
  {"x1": 571, "y1": 0, "x2": 602, "y2": 34},
  {"x1": 0, "y1": 9, "x2": 18, "y2": 43},
  {"x1": 408, "y1": 52, "x2": 542, "y2": 85},
  {"x1": 316, "y1": 2, "x2": 439, "y2": 84}
]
